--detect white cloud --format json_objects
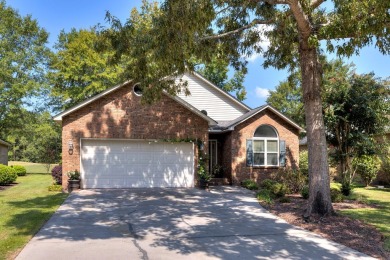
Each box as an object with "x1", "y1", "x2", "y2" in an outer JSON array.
[{"x1": 255, "y1": 87, "x2": 270, "y2": 98}]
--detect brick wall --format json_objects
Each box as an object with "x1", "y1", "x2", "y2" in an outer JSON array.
[
  {"x1": 230, "y1": 109, "x2": 300, "y2": 185},
  {"x1": 61, "y1": 83, "x2": 209, "y2": 190}
]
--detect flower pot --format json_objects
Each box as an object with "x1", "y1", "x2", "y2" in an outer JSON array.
[{"x1": 68, "y1": 179, "x2": 80, "y2": 191}]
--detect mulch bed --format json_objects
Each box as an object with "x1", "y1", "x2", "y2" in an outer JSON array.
[{"x1": 259, "y1": 195, "x2": 389, "y2": 259}]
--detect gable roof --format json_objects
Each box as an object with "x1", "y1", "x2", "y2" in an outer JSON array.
[
  {"x1": 0, "y1": 139, "x2": 11, "y2": 147},
  {"x1": 210, "y1": 105, "x2": 305, "y2": 133},
  {"x1": 191, "y1": 72, "x2": 251, "y2": 111},
  {"x1": 52, "y1": 80, "x2": 217, "y2": 126}
]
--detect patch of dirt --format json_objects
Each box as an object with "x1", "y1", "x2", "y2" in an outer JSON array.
[
  {"x1": 0, "y1": 183, "x2": 17, "y2": 192},
  {"x1": 259, "y1": 195, "x2": 389, "y2": 260}
]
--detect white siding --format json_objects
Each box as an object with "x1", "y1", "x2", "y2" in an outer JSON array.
[{"x1": 176, "y1": 73, "x2": 249, "y2": 121}]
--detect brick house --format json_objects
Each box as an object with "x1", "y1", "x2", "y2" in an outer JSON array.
[{"x1": 54, "y1": 73, "x2": 304, "y2": 191}]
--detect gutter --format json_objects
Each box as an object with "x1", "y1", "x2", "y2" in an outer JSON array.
[{"x1": 208, "y1": 127, "x2": 235, "y2": 134}]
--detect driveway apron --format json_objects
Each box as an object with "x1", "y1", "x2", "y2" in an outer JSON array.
[{"x1": 16, "y1": 186, "x2": 373, "y2": 260}]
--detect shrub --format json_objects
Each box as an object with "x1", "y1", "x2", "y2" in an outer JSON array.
[
  {"x1": 0, "y1": 164, "x2": 17, "y2": 185},
  {"x1": 352, "y1": 155, "x2": 381, "y2": 186},
  {"x1": 301, "y1": 185, "x2": 309, "y2": 199},
  {"x1": 11, "y1": 165, "x2": 27, "y2": 176},
  {"x1": 341, "y1": 181, "x2": 352, "y2": 196},
  {"x1": 260, "y1": 179, "x2": 288, "y2": 198},
  {"x1": 242, "y1": 179, "x2": 259, "y2": 190},
  {"x1": 51, "y1": 165, "x2": 62, "y2": 184},
  {"x1": 299, "y1": 151, "x2": 309, "y2": 176},
  {"x1": 48, "y1": 184, "x2": 63, "y2": 192},
  {"x1": 272, "y1": 167, "x2": 307, "y2": 193},
  {"x1": 330, "y1": 188, "x2": 343, "y2": 202},
  {"x1": 198, "y1": 164, "x2": 212, "y2": 182},
  {"x1": 271, "y1": 183, "x2": 288, "y2": 198},
  {"x1": 256, "y1": 189, "x2": 273, "y2": 204},
  {"x1": 278, "y1": 196, "x2": 291, "y2": 203},
  {"x1": 261, "y1": 179, "x2": 277, "y2": 190}
]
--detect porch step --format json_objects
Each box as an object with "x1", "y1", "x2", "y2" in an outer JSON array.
[{"x1": 209, "y1": 178, "x2": 230, "y2": 186}]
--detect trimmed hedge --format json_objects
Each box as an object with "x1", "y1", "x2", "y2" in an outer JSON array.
[
  {"x1": 0, "y1": 164, "x2": 17, "y2": 185},
  {"x1": 11, "y1": 165, "x2": 27, "y2": 176}
]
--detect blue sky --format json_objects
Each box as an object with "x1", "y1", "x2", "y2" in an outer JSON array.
[{"x1": 7, "y1": 0, "x2": 389, "y2": 109}]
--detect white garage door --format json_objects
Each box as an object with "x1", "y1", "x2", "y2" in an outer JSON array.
[{"x1": 80, "y1": 139, "x2": 194, "y2": 188}]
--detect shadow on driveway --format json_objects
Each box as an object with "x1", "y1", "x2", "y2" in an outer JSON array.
[{"x1": 16, "y1": 187, "x2": 373, "y2": 260}]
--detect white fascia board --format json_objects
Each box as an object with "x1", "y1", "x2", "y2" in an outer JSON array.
[
  {"x1": 53, "y1": 80, "x2": 133, "y2": 122},
  {"x1": 231, "y1": 105, "x2": 305, "y2": 133}
]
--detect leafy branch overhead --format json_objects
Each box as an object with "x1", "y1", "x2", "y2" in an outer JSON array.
[
  {"x1": 104, "y1": 0, "x2": 389, "y2": 217},
  {"x1": 104, "y1": 0, "x2": 389, "y2": 102}
]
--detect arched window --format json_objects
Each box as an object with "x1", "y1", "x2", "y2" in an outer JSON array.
[{"x1": 253, "y1": 125, "x2": 279, "y2": 166}]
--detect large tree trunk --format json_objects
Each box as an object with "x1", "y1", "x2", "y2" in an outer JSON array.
[{"x1": 300, "y1": 45, "x2": 334, "y2": 217}]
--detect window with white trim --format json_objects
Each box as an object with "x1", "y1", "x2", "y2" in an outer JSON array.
[{"x1": 253, "y1": 125, "x2": 279, "y2": 166}]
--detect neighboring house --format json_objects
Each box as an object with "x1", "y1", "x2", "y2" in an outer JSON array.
[
  {"x1": 54, "y1": 72, "x2": 304, "y2": 190},
  {"x1": 0, "y1": 139, "x2": 11, "y2": 165}
]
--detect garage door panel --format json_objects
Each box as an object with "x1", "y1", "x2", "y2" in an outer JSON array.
[{"x1": 81, "y1": 139, "x2": 194, "y2": 188}]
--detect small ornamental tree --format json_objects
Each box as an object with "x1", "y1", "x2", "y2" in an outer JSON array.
[
  {"x1": 352, "y1": 155, "x2": 382, "y2": 187},
  {"x1": 324, "y1": 71, "x2": 389, "y2": 193}
]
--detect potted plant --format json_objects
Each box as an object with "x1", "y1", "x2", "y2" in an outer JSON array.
[
  {"x1": 67, "y1": 170, "x2": 80, "y2": 191},
  {"x1": 198, "y1": 164, "x2": 212, "y2": 190}
]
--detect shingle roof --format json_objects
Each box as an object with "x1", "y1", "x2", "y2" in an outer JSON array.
[
  {"x1": 53, "y1": 80, "x2": 218, "y2": 126},
  {"x1": 210, "y1": 105, "x2": 305, "y2": 133},
  {"x1": 0, "y1": 139, "x2": 11, "y2": 147}
]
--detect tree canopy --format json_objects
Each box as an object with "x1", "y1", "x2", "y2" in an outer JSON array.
[
  {"x1": 49, "y1": 28, "x2": 126, "y2": 110},
  {"x1": 105, "y1": 0, "x2": 389, "y2": 216},
  {"x1": 0, "y1": 1, "x2": 51, "y2": 138},
  {"x1": 270, "y1": 59, "x2": 390, "y2": 191},
  {"x1": 267, "y1": 71, "x2": 304, "y2": 127},
  {"x1": 195, "y1": 55, "x2": 247, "y2": 101}
]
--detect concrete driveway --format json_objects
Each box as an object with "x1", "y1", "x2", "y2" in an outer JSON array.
[{"x1": 16, "y1": 186, "x2": 372, "y2": 260}]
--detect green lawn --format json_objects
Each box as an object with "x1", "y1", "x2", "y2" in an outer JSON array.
[
  {"x1": 332, "y1": 183, "x2": 390, "y2": 251},
  {"x1": 0, "y1": 174, "x2": 68, "y2": 260},
  {"x1": 8, "y1": 161, "x2": 58, "y2": 174}
]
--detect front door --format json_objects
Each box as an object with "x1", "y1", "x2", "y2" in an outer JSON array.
[{"x1": 209, "y1": 140, "x2": 217, "y2": 175}]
